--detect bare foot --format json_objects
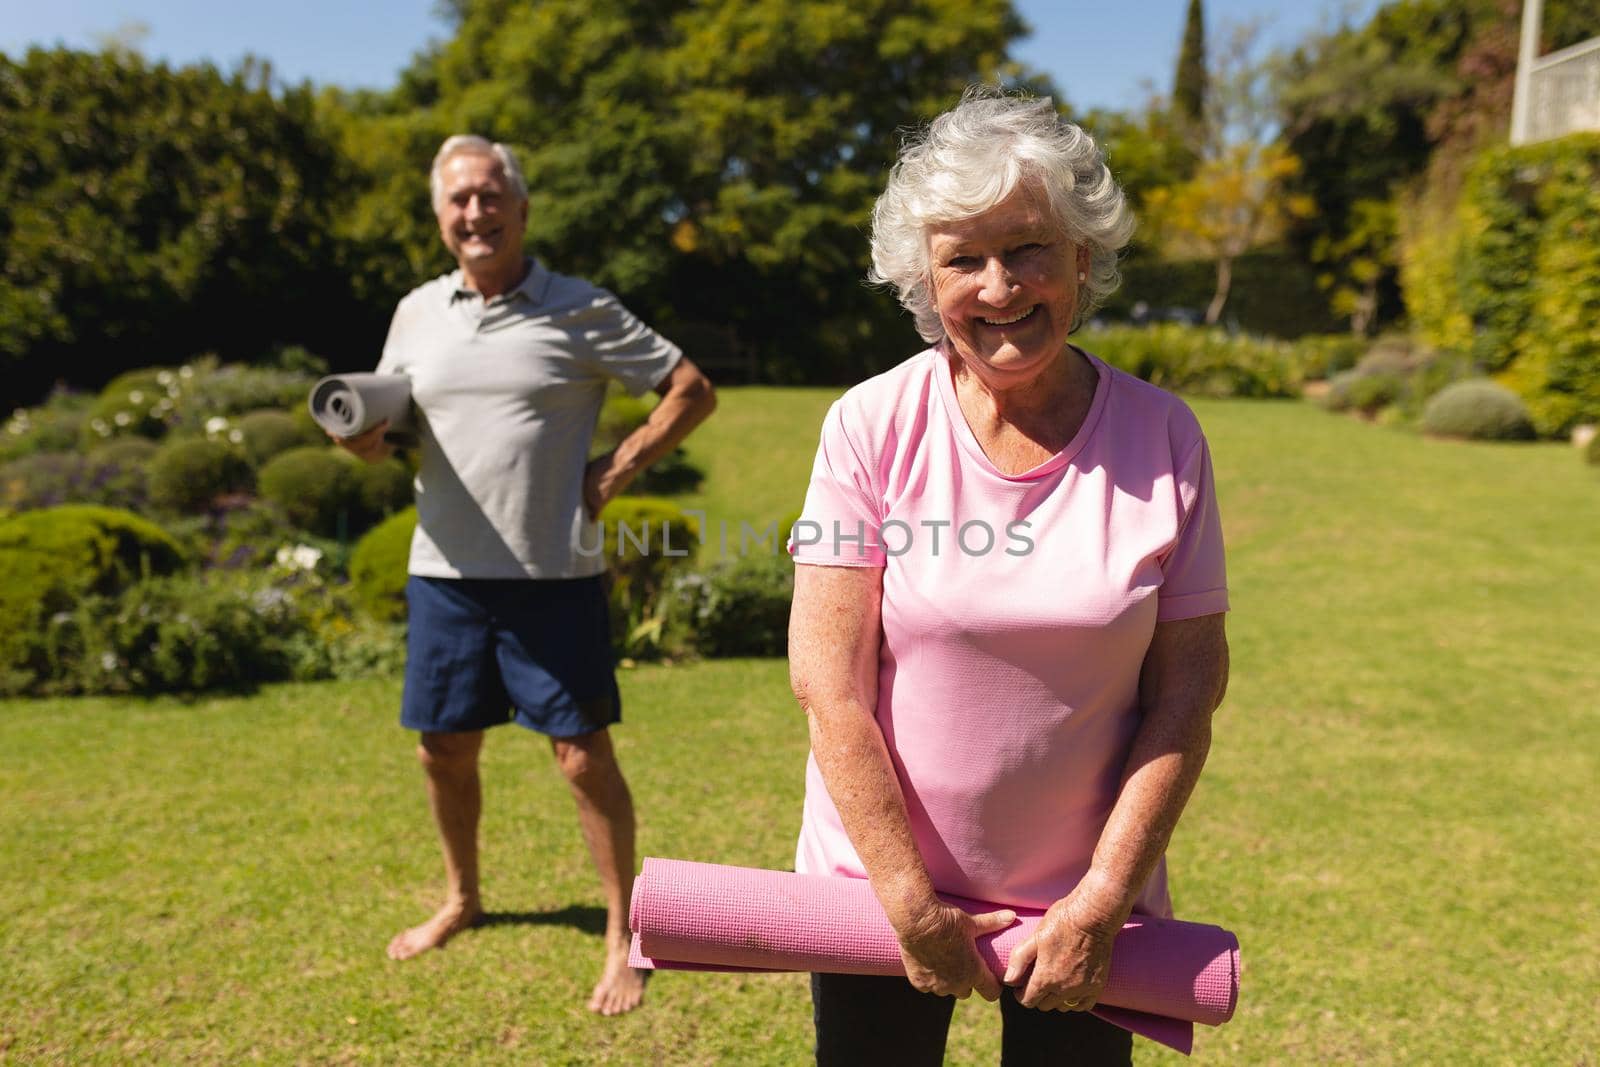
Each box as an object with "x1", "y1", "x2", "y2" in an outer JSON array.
[
  {"x1": 386, "y1": 900, "x2": 482, "y2": 961},
  {"x1": 587, "y1": 938, "x2": 648, "y2": 1016}
]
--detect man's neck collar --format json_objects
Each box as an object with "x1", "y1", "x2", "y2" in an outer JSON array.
[{"x1": 456, "y1": 256, "x2": 533, "y2": 301}]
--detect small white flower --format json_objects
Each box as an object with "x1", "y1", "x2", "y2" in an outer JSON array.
[
  {"x1": 291, "y1": 545, "x2": 323, "y2": 571},
  {"x1": 129, "y1": 390, "x2": 144, "y2": 404},
  {"x1": 275, "y1": 545, "x2": 294, "y2": 568},
  {"x1": 180, "y1": 366, "x2": 195, "y2": 379},
  {"x1": 205, "y1": 416, "x2": 229, "y2": 435},
  {"x1": 167, "y1": 385, "x2": 181, "y2": 398},
  {"x1": 113, "y1": 411, "x2": 132, "y2": 427},
  {"x1": 101, "y1": 652, "x2": 118, "y2": 672},
  {"x1": 228, "y1": 429, "x2": 243, "y2": 444},
  {"x1": 157, "y1": 371, "x2": 174, "y2": 386}
]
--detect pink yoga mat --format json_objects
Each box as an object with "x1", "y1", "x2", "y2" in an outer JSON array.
[{"x1": 628, "y1": 858, "x2": 1239, "y2": 1056}]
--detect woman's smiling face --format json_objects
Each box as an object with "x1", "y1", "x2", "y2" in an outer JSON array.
[{"x1": 926, "y1": 184, "x2": 1089, "y2": 392}]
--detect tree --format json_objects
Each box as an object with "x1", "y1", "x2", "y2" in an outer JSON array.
[
  {"x1": 1172, "y1": 0, "x2": 1208, "y2": 170},
  {"x1": 1142, "y1": 23, "x2": 1313, "y2": 325},
  {"x1": 0, "y1": 48, "x2": 362, "y2": 400},
  {"x1": 337, "y1": 0, "x2": 1044, "y2": 383}
]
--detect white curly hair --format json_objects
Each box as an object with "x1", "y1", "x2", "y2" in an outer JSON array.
[{"x1": 869, "y1": 87, "x2": 1136, "y2": 341}]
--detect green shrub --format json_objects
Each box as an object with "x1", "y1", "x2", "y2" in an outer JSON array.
[
  {"x1": 148, "y1": 437, "x2": 254, "y2": 514},
  {"x1": 82, "y1": 437, "x2": 159, "y2": 511},
  {"x1": 256, "y1": 446, "x2": 362, "y2": 537},
  {"x1": 1421, "y1": 380, "x2": 1535, "y2": 441},
  {"x1": 598, "y1": 496, "x2": 699, "y2": 657},
  {"x1": 1402, "y1": 133, "x2": 1600, "y2": 435},
  {"x1": 53, "y1": 574, "x2": 293, "y2": 695},
  {"x1": 667, "y1": 553, "x2": 794, "y2": 657},
  {"x1": 1289, "y1": 334, "x2": 1366, "y2": 381},
  {"x1": 352, "y1": 458, "x2": 413, "y2": 519},
  {"x1": 349, "y1": 507, "x2": 416, "y2": 622},
  {"x1": 0, "y1": 505, "x2": 185, "y2": 694},
  {"x1": 0, "y1": 451, "x2": 89, "y2": 511},
  {"x1": 238, "y1": 409, "x2": 320, "y2": 467},
  {"x1": 593, "y1": 386, "x2": 652, "y2": 452},
  {"x1": 162, "y1": 357, "x2": 316, "y2": 431},
  {"x1": 83, "y1": 368, "x2": 177, "y2": 445},
  {"x1": 1, "y1": 391, "x2": 92, "y2": 463},
  {"x1": 1081, "y1": 324, "x2": 1302, "y2": 399}
]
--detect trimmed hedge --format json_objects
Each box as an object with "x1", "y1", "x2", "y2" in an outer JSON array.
[
  {"x1": 0, "y1": 505, "x2": 185, "y2": 694},
  {"x1": 238, "y1": 409, "x2": 320, "y2": 466},
  {"x1": 1081, "y1": 324, "x2": 1304, "y2": 398}
]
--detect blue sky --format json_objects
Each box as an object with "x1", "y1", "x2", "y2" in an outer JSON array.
[{"x1": 1, "y1": 0, "x2": 1380, "y2": 114}]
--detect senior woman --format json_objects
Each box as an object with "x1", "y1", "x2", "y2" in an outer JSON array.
[{"x1": 787, "y1": 90, "x2": 1231, "y2": 1065}]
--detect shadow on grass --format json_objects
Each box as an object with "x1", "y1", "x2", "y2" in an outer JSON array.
[{"x1": 478, "y1": 904, "x2": 606, "y2": 937}]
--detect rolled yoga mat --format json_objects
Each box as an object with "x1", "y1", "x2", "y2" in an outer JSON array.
[
  {"x1": 307, "y1": 373, "x2": 415, "y2": 441},
  {"x1": 628, "y1": 858, "x2": 1239, "y2": 1056}
]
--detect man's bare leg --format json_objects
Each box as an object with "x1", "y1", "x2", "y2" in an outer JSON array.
[
  {"x1": 388, "y1": 730, "x2": 486, "y2": 960},
  {"x1": 551, "y1": 728, "x2": 647, "y2": 1015}
]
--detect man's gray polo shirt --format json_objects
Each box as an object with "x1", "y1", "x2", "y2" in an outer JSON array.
[{"x1": 375, "y1": 259, "x2": 681, "y2": 579}]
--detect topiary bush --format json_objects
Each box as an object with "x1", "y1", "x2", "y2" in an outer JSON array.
[
  {"x1": 256, "y1": 446, "x2": 361, "y2": 537},
  {"x1": 0, "y1": 505, "x2": 185, "y2": 694},
  {"x1": 349, "y1": 506, "x2": 416, "y2": 622},
  {"x1": 667, "y1": 552, "x2": 794, "y2": 657},
  {"x1": 238, "y1": 409, "x2": 321, "y2": 467},
  {"x1": 148, "y1": 437, "x2": 254, "y2": 514},
  {"x1": 352, "y1": 457, "x2": 413, "y2": 520},
  {"x1": 1420, "y1": 380, "x2": 1536, "y2": 441}
]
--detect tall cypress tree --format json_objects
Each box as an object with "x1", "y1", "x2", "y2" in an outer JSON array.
[{"x1": 1173, "y1": 0, "x2": 1208, "y2": 140}]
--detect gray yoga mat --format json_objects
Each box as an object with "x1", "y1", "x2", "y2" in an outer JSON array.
[{"x1": 308, "y1": 373, "x2": 415, "y2": 441}]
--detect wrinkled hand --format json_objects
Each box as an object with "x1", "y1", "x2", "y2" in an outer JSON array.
[
  {"x1": 1003, "y1": 886, "x2": 1127, "y2": 1012},
  {"x1": 895, "y1": 901, "x2": 1016, "y2": 1001},
  {"x1": 330, "y1": 419, "x2": 394, "y2": 463},
  {"x1": 583, "y1": 452, "x2": 632, "y2": 518}
]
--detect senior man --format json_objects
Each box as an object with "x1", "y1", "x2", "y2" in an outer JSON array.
[{"x1": 335, "y1": 134, "x2": 715, "y2": 1016}]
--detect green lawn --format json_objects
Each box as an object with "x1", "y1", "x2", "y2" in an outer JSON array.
[{"x1": 3, "y1": 389, "x2": 1598, "y2": 1064}]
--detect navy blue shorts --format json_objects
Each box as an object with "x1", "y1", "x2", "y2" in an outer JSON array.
[{"x1": 401, "y1": 575, "x2": 620, "y2": 738}]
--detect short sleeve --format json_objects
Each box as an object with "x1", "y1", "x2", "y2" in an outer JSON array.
[
  {"x1": 1156, "y1": 436, "x2": 1229, "y2": 621},
  {"x1": 790, "y1": 399, "x2": 887, "y2": 567},
  {"x1": 374, "y1": 298, "x2": 409, "y2": 375},
  {"x1": 574, "y1": 292, "x2": 682, "y2": 396}
]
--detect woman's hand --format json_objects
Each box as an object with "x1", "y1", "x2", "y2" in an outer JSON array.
[
  {"x1": 1002, "y1": 879, "x2": 1128, "y2": 1012},
  {"x1": 894, "y1": 900, "x2": 1016, "y2": 1001}
]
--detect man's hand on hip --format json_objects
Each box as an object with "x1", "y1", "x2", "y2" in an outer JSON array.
[{"x1": 583, "y1": 452, "x2": 632, "y2": 518}]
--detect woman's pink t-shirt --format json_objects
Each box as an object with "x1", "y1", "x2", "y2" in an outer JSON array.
[{"x1": 791, "y1": 347, "x2": 1228, "y2": 915}]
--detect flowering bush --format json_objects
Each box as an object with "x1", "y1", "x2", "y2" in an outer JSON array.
[
  {"x1": 0, "y1": 505, "x2": 186, "y2": 695},
  {"x1": 2, "y1": 391, "x2": 92, "y2": 463}
]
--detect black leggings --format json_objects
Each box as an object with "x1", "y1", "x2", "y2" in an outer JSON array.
[{"x1": 812, "y1": 972, "x2": 1134, "y2": 1066}]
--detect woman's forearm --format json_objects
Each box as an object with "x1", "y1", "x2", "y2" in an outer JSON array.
[
  {"x1": 803, "y1": 698, "x2": 940, "y2": 927},
  {"x1": 1081, "y1": 614, "x2": 1229, "y2": 925}
]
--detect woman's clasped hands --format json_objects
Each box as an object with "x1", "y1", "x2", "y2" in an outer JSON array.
[{"x1": 891, "y1": 879, "x2": 1129, "y2": 1012}]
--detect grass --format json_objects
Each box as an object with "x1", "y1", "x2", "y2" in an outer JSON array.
[{"x1": 3, "y1": 387, "x2": 1598, "y2": 1064}]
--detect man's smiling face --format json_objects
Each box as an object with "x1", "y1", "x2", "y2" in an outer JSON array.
[{"x1": 434, "y1": 151, "x2": 528, "y2": 276}]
